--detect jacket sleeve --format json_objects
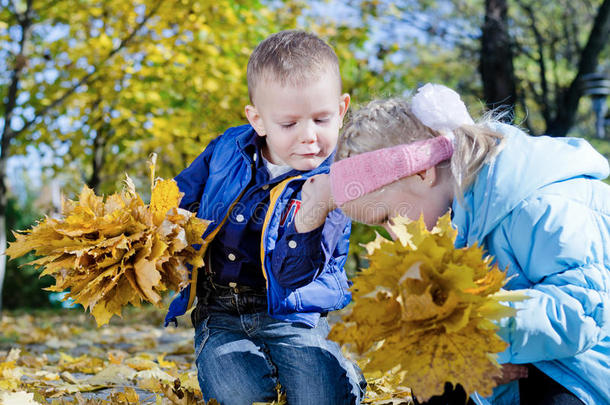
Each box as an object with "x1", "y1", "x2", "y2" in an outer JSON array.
[
  {"x1": 271, "y1": 209, "x2": 351, "y2": 289},
  {"x1": 164, "y1": 136, "x2": 220, "y2": 327},
  {"x1": 495, "y1": 195, "x2": 610, "y2": 364},
  {"x1": 175, "y1": 136, "x2": 220, "y2": 212}
]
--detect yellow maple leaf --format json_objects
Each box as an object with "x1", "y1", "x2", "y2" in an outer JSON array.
[
  {"x1": 6, "y1": 154, "x2": 210, "y2": 326},
  {"x1": 150, "y1": 178, "x2": 183, "y2": 226},
  {"x1": 0, "y1": 391, "x2": 41, "y2": 405},
  {"x1": 330, "y1": 213, "x2": 526, "y2": 402},
  {"x1": 125, "y1": 356, "x2": 158, "y2": 371},
  {"x1": 108, "y1": 387, "x2": 140, "y2": 403},
  {"x1": 157, "y1": 354, "x2": 176, "y2": 369}
]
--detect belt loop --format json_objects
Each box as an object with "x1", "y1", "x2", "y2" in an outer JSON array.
[{"x1": 229, "y1": 282, "x2": 239, "y2": 294}]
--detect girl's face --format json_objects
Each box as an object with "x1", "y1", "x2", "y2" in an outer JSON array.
[{"x1": 339, "y1": 167, "x2": 454, "y2": 232}]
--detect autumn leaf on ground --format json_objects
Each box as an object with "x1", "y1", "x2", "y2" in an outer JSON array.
[
  {"x1": 0, "y1": 391, "x2": 41, "y2": 405},
  {"x1": 6, "y1": 154, "x2": 210, "y2": 326},
  {"x1": 161, "y1": 378, "x2": 209, "y2": 405},
  {"x1": 329, "y1": 214, "x2": 527, "y2": 402},
  {"x1": 363, "y1": 372, "x2": 414, "y2": 405}
]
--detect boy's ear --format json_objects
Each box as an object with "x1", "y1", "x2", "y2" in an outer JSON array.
[
  {"x1": 338, "y1": 93, "x2": 350, "y2": 127},
  {"x1": 245, "y1": 104, "x2": 266, "y2": 137}
]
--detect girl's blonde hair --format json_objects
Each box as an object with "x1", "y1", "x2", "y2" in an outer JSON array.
[{"x1": 336, "y1": 97, "x2": 504, "y2": 197}]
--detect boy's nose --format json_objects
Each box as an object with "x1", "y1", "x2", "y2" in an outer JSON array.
[{"x1": 300, "y1": 123, "x2": 317, "y2": 143}]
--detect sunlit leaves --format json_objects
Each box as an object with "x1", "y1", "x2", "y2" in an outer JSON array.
[
  {"x1": 6, "y1": 156, "x2": 210, "y2": 326},
  {"x1": 0, "y1": 310, "x2": 204, "y2": 404},
  {"x1": 0, "y1": 391, "x2": 40, "y2": 405},
  {"x1": 3, "y1": 0, "x2": 304, "y2": 196},
  {"x1": 0, "y1": 308, "x2": 291, "y2": 404},
  {"x1": 330, "y1": 214, "x2": 526, "y2": 402}
]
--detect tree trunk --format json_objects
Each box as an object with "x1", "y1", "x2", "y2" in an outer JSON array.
[
  {"x1": 0, "y1": 120, "x2": 11, "y2": 317},
  {"x1": 88, "y1": 128, "x2": 106, "y2": 193},
  {"x1": 480, "y1": 0, "x2": 517, "y2": 116},
  {"x1": 0, "y1": 197, "x2": 6, "y2": 318},
  {"x1": 0, "y1": 57, "x2": 11, "y2": 316},
  {"x1": 546, "y1": 0, "x2": 610, "y2": 136},
  {"x1": 0, "y1": 0, "x2": 33, "y2": 317},
  {"x1": 0, "y1": 0, "x2": 161, "y2": 315}
]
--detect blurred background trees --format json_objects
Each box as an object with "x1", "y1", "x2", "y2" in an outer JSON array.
[{"x1": 1, "y1": 0, "x2": 609, "y2": 313}]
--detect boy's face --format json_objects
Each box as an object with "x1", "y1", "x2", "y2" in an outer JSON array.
[{"x1": 245, "y1": 70, "x2": 350, "y2": 171}]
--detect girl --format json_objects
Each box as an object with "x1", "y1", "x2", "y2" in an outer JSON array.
[{"x1": 300, "y1": 84, "x2": 610, "y2": 405}]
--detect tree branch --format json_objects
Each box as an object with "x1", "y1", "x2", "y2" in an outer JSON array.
[
  {"x1": 516, "y1": 87, "x2": 537, "y2": 134},
  {"x1": 512, "y1": 39, "x2": 536, "y2": 61},
  {"x1": 12, "y1": 0, "x2": 164, "y2": 140},
  {"x1": 548, "y1": 0, "x2": 610, "y2": 135},
  {"x1": 517, "y1": 0, "x2": 551, "y2": 124},
  {"x1": 1, "y1": 0, "x2": 33, "y2": 158}
]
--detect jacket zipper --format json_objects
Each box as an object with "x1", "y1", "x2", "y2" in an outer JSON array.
[
  {"x1": 260, "y1": 176, "x2": 303, "y2": 287},
  {"x1": 186, "y1": 164, "x2": 253, "y2": 310}
]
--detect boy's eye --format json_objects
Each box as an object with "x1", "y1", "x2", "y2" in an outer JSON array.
[
  {"x1": 280, "y1": 122, "x2": 296, "y2": 128},
  {"x1": 315, "y1": 118, "x2": 330, "y2": 124}
]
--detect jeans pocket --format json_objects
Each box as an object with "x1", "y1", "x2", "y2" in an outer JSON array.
[{"x1": 194, "y1": 316, "x2": 210, "y2": 360}]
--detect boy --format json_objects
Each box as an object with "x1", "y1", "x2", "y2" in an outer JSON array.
[{"x1": 164, "y1": 30, "x2": 365, "y2": 405}]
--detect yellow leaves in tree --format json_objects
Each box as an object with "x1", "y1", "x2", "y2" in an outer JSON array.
[
  {"x1": 329, "y1": 214, "x2": 525, "y2": 402},
  {"x1": 6, "y1": 155, "x2": 210, "y2": 326}
]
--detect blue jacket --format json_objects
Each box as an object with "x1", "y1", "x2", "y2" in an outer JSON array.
[
  {"x1": 453, "y1": 124, "x2": 610, "y2": 405},
  {"x1": 165, "y1": 124, "x2": 352, "y2": 327}
]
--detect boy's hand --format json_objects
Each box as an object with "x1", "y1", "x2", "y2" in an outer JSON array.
[{"x1": 294, "y1": 174, "x2": 337, "y2": 233}]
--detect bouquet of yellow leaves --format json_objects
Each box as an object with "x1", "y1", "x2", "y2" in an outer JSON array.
[
  {"x1": 329, "y1": 214, "x2": 526, "y2": 402},
  {"x1": 6, "y1": 155, "x2": 210, "y2": 326}
]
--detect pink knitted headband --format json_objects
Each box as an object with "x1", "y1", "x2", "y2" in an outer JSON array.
[
  {"x1": 330, "y1": 136, "x2": 454, "y2": 206},
  {"x1": 330, "y1": 83, "x2": 474, "y2": 207}
]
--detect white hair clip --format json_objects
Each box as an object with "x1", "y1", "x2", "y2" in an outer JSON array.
[{"x1": 411, "y1": 83, "x2": 474, "y2": 141}]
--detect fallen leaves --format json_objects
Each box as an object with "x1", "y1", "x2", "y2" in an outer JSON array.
[
  {"x1": 0, "y1": 308, "x2": 206, "y2": 404},
  {"x1": 161, "y1": 378, "x2": 213, "y2": 405},
  {"x1": 330, "y1": 214, "x2": 526, "y2": 402},
  {"x1": 6, "y1": 154, "x2": 210, "y2": 326},
  {"x1": 0, "y1": 391, "x2": 40, "y2": 405}
]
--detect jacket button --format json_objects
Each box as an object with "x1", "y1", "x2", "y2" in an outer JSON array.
[
  {"x1": 235, "y1": 214, "x2": 245, "y2": 222},
  {"x1": 262, "y1": 184, "x2": 269, "y2": 190},
  {"x1": 288, "y1": 240, "x2": 297, "y2": 249},
  {"x1": 228, "y1": 253, "x2": 236, "y2": 261}
]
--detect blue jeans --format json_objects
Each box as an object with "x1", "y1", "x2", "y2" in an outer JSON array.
[{"x1": 193, "y1": 288, "x2": 366, "y2": 405}]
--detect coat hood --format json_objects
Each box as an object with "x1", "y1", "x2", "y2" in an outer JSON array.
[{"x1": 452, "y1": 123, "x2": 610, "y2": 248}]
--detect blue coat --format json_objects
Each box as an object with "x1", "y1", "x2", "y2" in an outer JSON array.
[
  {"x1": 453, "y1": 124, "x2": 610, "y2": 405},
  {"x1": 164, "y1": 125, "x2": 352, "y2": 327}
]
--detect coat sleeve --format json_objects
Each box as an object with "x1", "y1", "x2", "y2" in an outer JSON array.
[
  {"x1": 495, "y1": 195, "x2": 610, "y2": 364},
  {"x1": 270, "y1": 209, "x2": 351, "y2": 289},
  {"x1": 164, "y1": 136, "x2": 220, "y2": 327},
  {"x1": 175, "y1": 136, "x2": 220, "y2": 212}
]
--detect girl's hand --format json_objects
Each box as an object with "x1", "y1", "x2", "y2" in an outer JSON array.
[
  {"x1": 494, "y1": 363, "x2": 529, "y2": 386},
  {"x1": 294, "y1": 174, "x2": 336, "y2": 233}
]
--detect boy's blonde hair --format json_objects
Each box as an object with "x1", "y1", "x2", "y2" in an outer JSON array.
[
  {"x1": 336, "y1": 98, "x2": 504, "y2": 196},
  {"x1": 247, "y1": 30, "x2": 341, "y2": 103}
]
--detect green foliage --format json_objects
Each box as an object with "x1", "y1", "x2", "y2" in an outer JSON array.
[
  {"x1": 2, "y1": 0, "x2": 303, "y2": 196},
  {"x1": 345, "y1": 222, "x2": 390, "y2": 278},
  {"x1": 3, "y1": 197, "x2": 54, "y2": 310}
]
